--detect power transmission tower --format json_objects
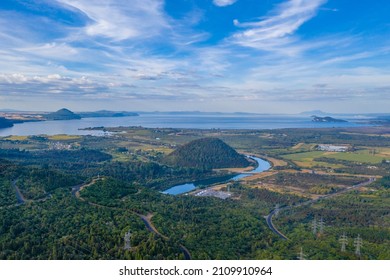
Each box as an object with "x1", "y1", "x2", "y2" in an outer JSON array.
[
  {"x1": 297, "y1": 247, "x2": 306, "y2": 260},
  {"x1": 354, "y1": 235, "x2": 363, "y2": 257},
  {"x1": 274, "y1": 204, "x2": 280, "y2": 218},
  {"x1": 318, "y1": 216, "x2": 325, "y2": 235},
  {"x1": 339, "y1": 232, "x2": 348, "y2": 252},
  {"x1": 311, "y1": 217, "x2": 317, "y2": 235},
  {"x1": 124, "y1": 231, "x2": 131, "y2": 250}
]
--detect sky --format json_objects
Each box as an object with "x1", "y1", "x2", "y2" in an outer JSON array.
[{"x1": 0, "y1": 0, "x2": 390, "y2": 113}]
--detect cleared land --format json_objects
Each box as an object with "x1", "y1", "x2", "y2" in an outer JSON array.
[{"x1": 282, "y1": 149, "x2": 390, "y2": 168}]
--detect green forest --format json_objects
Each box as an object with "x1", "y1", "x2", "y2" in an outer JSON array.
[{"x1": 0, "y1": 127, "x2": 389, "y2": 260}]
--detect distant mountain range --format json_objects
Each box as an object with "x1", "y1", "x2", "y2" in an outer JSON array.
[
  {"x1": 0, "y1": 109, "x2": 22, "y2": 112},
  {"x1": 78, "y1": 110, "x2": 138, "y2": 118},
  {"x1": 300, "y1": 110, "x2": 330, "y2": 115}
]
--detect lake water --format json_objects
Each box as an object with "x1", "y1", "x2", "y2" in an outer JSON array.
[
  {"x1": 162, "y1": 156, "x2": 271, "y2": 195},
  {"x1": 0, "y1": 113, "x2": 367, "y2": 137}
]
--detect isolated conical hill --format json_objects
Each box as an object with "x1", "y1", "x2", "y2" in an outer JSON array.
[
  {"x1": 164, "y1": 138, "x2": 250, "y2": 169},
  {"x1": 45, "y1": 108, "x2": 81, "y2": 120}
]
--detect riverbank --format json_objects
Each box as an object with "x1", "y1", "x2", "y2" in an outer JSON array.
[{"x1": 163, "y1": 156, "x2": 271, "y2": 196}]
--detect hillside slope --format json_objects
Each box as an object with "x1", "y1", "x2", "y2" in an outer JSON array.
[
  {"x1": 45, "y1": 108, "x2": 81, "y2": 120},
  {"x1": 0, "y1": 117, "x2": 13, "y2": 128},
  {"x1": 164, "y1": 138, "x2": 250, "y2": 169}
]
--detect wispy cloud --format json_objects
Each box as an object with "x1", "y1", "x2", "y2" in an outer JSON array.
[
  {"x1": 231, "y1": 0, "x2": 327, "y2": 52},
  {"x1": 1, "y1": 0, "x2": 390, "y2": 113},
  {"x1": 56, "y1": 0, "x2": 170, "y2": 41},
  {"x1": 213, "y1": 0, "x2": 238, "y2": 7}
]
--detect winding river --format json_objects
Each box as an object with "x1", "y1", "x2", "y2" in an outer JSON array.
[{"x1": 162, "y1": 156, "x2": 271, "y2": 195}]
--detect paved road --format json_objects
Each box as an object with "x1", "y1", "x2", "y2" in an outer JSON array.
[
  {"x1": 265, "y1": 177, "x2": 376, "y2": 240},
  {"x1": 265, "y1": 209, "x2": 288, "y2": 240},
  {"x1": 12, "y1": 179, "x2": 27, "y2": 204},
  {"x1": 139, "y1": 213, "x2": 192, "y2": 260},
  {"x1": 73, "y1": 178, "x2": 192, "y2": 260}
]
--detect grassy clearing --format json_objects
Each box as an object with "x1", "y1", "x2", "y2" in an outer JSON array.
[
  {"x1": 282, "y1": 151, "x2": 326, "y2": 161},
  {"x1": 282, "y1": 148, "x2": 389, "y2": 166},
  {"x1": 341, "y1": 132, "x2": 390, "y2": 138},
  {"x1": 360, "y1": 147, "x2": 390, "y2": 157},
  {"x1": 111, "y1": 152, "x2": 132, "y2": 162},
  {"x1": 2, "y1": 136, "x2": 28, "y2": 141},
  {"x1": 281, "y1": 151, "x2": 344, "y2": 169},
  {"x1": 325, "y1": 152, "x2": 386, "y2": 164},
  {"x1": 47, "y1": 134, "x2": 81, "y2": 140},
  {"x1": 291, "y1": 143, "x2": 317, "y2": 151},
  {"x1": 262, "y1": 155, "x2": 288, "y2": 167},
  {"x1": 294, "y1": 161, "x2": 345, "y2": 169}
]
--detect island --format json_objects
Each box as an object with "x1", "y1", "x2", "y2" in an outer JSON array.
[
  {"x1": 45, "y1": 108, "x2": 81, "y2": 120},
  {"x1": 0, "y1": 117, "x2": 13, "y2": 128},
  {"x1": 311, "y1": 115, "x2": 347, "y2": 123},
  {"x1": 0, "y1": 109, "x2": 139, "y2": 126},
  {"x1": 78, "y1": 110, "x2": 139, "y2": 118}
]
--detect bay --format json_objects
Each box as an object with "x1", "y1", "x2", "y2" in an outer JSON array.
[{"x1": 0, "y1": 113, "x2": 367, "y2": 137}]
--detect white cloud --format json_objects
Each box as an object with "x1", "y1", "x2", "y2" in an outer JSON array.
[
  {"x1": 232, "y1": 0, "x2": 327, "y2": 51},
  {"x1": 1, "y1": 0, "x2": 390, "y2": 113},
  {"x1": 213, "y1": 0, "x2": 238, "y2": 7},
  {"x1": 56, "y1": 0, "x2": 170, "y2": 41},
  {"x1": 16, "y1": 43, "x2": 79, "y2": 60}
]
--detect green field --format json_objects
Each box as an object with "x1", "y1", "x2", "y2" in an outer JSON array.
[
  {"x1": 282, "y1": 150, "x2": 388, "y2": 166},
  {"x1": 326, "y1": 152, "x2": 386, "y2": 164},
  {"x1": 47, "y1": 134, "x2": 82, "y2": 140},
  {"x1": 282, "y1": 151, "x2": 326, "y2": 161},
  {"x1": 281, "y1": 151, "x2": 344, "y2": 168}
]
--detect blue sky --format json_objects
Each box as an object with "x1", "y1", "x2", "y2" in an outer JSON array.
[{"x1": 0, "y1": 0, "x2": 390, "y2": 113}]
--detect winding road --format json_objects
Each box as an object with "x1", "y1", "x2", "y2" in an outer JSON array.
[
  {"x1": 73, "y1": 178, "x2": 192, "y2": 260},
  {"x1": 265, "y1": 209, "x2": 288, "y2": 240},
  {"x1": 12, "y1": 179, "x2": 27, "y2": 204},
  {"x1": 265, "y1": 177, "x2": 376, "y2": 240}
]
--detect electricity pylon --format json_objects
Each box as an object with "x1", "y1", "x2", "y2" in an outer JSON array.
[
  {"x1": 312, "y1": 217, "x2": 317, "y2": 235},
  {"x1": 124, "y1": 231, "x2": 132, "y2": 250},
  {"x1": 339, "y1": 232, "x2": 348, "y2": 252},
  {"x1": 297, "y1": 247, "x2": 306, "y2": 260},
  {"x1": 354, "y1": 235, "x2": 363, "y2": 257}
]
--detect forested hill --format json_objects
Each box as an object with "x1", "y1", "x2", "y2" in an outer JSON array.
[
  {"x1": 163, "y1": 138, "x2": 250, "y2": 169},
  {"x1": 0, "y1": 117, "x2": 13, "y2": 128},
  {"x1": 45, "y1": 108, "x2": 81, "y2": 120}
]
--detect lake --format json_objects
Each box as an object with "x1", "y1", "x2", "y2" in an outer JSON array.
[
  {"x1": 0, "y1": 113, "x2": 368, "y2": 137},
  {"x1": 162, "y1": 156, "x2": 271, "y2": 195}
]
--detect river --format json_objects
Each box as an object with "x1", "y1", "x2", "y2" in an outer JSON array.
[{"x1": 162, "y1": 156, "x2": 271, "y2": 195}]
